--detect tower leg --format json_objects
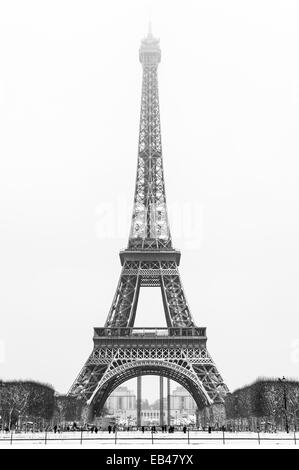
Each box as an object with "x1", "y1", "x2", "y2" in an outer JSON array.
[
  {"x1": 211, "y1": 403, "x2": 226, "y2": 427},
  {"x1": 81, "y1": 403, "x2": 94, "y2": 424},
  {"x1": 167, "y1": 378, "x2": 171, "y2": 426},
  {"x1": 159, "y1": 376, "x2": 164, "y2": 426},
  {"x1": 137, "y1": 376, "x2": 142, "y2": 427}
]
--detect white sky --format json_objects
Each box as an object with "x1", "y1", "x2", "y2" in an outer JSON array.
[{"x1": 1, "y1": 0, "x2": 299, "y2": 403}]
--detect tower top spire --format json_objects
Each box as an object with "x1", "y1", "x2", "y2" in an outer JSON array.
[{"x1": 139, "y1": 23, "x2": 161, "y2": 64}]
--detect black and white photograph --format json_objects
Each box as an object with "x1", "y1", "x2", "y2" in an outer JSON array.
[{"x1": 0, "y1": 0, "x2": 299, "y2": 459}]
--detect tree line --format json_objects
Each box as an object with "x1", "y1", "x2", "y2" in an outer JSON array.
[
  {"x1": 0, "y1": 380, "x2": 84, "y2": 430},
  {"x1": 1, "y1": 377, "x2": 299, "y2": 431},
  {"x1": 224, "y1": 378, "x2": 299, "y2": 431}
]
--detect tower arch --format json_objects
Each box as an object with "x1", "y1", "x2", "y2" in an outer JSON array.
[{"x1": 89, "y1": 361, "x2": 211, "y2": 414}]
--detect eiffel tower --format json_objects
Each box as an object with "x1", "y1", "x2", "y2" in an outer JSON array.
[{"x1": 69, "y1": 26, "x2": 228, "y2": 422}]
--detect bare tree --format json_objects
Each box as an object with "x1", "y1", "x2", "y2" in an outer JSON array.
[
  {"x1": 1, "y1": 382, "x2": 30, "y2": 429},
  {"x1": 0, "y1": 380, "x2": 55, "y2": 429}
]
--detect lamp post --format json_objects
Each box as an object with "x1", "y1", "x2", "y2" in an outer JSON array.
[
  {"x1": 18, "y1": 411, "x2": 21, "y2": 432},
  {"x1": 278, "y1": 377, "x2": 289, "y2": 433},
  {"x1": 294, "y1": 408, "x2": 299, "y2": 432}
]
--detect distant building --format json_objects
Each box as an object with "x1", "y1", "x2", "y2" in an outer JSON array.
[
  {"x1": 104, "y1": 384, "x2": 197, "y2": 426},
  {"x1": 151, "y1": 386, "x2": 197, "y2": 413},
  {"x1": 171, "y1": 386, "x2": 197, "y2": 412},
  {"x1": 141, "y1": 408, "x2": 167, "y2": 425},
  {"x1": 141, "y1": 398, "x2": 150, "y2": 409},
  {"x1": 105, "y1": 386, "x2": 136, "y2": 412}
]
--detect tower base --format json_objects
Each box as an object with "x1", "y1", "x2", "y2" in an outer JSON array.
[{"x1": 69, "y1": 327, "x2": 228, "y2": 415}]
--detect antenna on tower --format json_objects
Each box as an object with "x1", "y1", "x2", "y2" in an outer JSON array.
[
  {"x1": 148, "y1": 20, "x2": 153, "y2": 37},
  {"x1": 147, "y1": 0, "x2": 153, "y2": 39}
]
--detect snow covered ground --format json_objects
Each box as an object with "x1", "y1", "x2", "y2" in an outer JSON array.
[{"x1": 0, "y1": 430, "x2": 297, "y2": 449}]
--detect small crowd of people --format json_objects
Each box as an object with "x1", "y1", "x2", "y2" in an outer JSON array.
[
  {"x1": 107, "y1": 424, "x2": 187, "y2": 434},
  {"x1": 2, "y1": 422, "x2": 287, "y2": 434},
  {"x1": 107, "y1": 425, "x2": 116, "y2": 434},
  {"x1": 52, "y1": 423, "x2": 101, "y2": 433},
  {"x1": 150, "y1": 425, "x2": 187, "y2": 433}
]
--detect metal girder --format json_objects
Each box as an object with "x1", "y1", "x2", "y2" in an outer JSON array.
[{"x1": 104, "y1": 260, "x2": 195, "y2": 328}]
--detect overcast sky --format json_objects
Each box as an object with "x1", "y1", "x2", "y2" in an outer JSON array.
[{"x1": 1, "y1": 0, "x2": 299, "y2": 403}]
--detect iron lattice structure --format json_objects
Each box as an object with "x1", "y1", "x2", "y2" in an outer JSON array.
[{"x1": 69, "y1": 28, "x2": 228, "y2": 415}]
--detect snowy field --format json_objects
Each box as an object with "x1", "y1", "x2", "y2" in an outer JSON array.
[{"x1": 0, "y1": 431, "x2": 297, "y2": 449}]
